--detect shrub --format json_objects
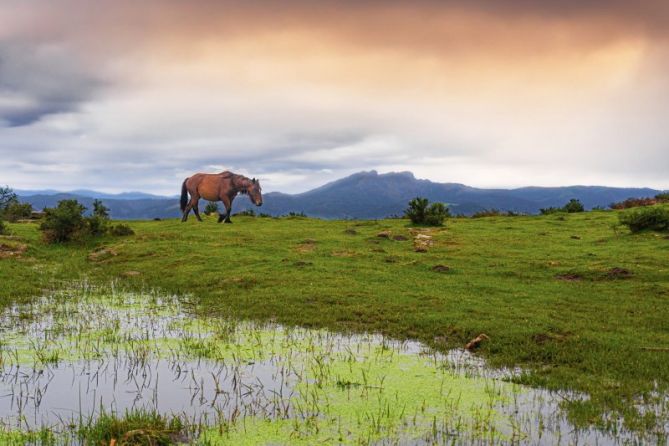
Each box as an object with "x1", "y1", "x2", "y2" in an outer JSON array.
[
  {"x1": 40, "y1": 199, "x2": 87, "y2": 243},
  {"x1": 2, "y1": 201, "x2": 32, "y2": 222},
  {"x1": 563, "y1": 199, "x2": 585, "y2": 213},
  {"x1": 405, "y1": 197, "x2": 428, "y2": 224},
  {"x1": 610, "y1": 197, "x2": 657, "y2": 210},
  {"x1": 204, "y1": 201, "x2": 219, "y2": 215},
  {"x1": 619, "y1": 207, "x2": 669, "y2": 233},
  {"x1": 539, "y1": 207, "x2": 561, "y2": 215},
  {"x1": 656, "y1": 193, "x2": 669, "y2": 202},
  {"x1": 0, "y1": 185, "x2": 17, "y2": 211},
  {"x1": 92, "y1": 199, "x2": 110, "y2": 218},
  {"x1": 472, "y1": 209, "x2": 502, "y2": 218},
  {"x1": 0, "y1": 218, "x2": 6, "y2": 235},
  {"x1": 87, "y1": 215, "x2": 109, "y2": 236},
  {"x1": 540, "y1": 199, "x2": 584, "y2": 215},
  {"x1": 424, "y1": 202, "x2": 449, "y2": 226},
  {"x1": 110, "y1": 223, "x2": 135, "y2": 236},
  {"x1": 405, "y1": 197, "x2": 449, "y2": 226}
]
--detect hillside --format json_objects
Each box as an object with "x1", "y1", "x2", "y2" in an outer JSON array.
[{"x1": 18, "y1": 171, "x2": 663, "y2": 219}]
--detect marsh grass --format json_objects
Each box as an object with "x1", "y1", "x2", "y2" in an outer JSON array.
[
  {"x1": 1, "y1": 207, "x2": 669, "y2": 440},
  {"x1": 0, "y1": 285, "x2": 667, "y2": 444}
]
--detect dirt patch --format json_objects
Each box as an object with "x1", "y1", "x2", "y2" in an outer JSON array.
[
  {"x1": 532, "y1": 332, "x2": 571, "y2": 345},
  {"x1": 664, "y1": 235, "x2": 669, "y2": 240},
  {"x1": 223, "y1": 277, "x2": 257, "y2": 289},
  {"x1": 343, "y1": 228, "x2": 358, "y2": 235},
  {"x1": 413, "y1": 233, "x2": 433, "y2": 252},
  {"x1": 555, "y1": 273, "x2": 582, "y2": 281},
  {"x1": 296, "y1": 239, "x2": 317, "y2": 253},
  {"x1": 385, "y1": 256, "x2": 400, "y2": 263},
  {"x1": 293, "y1": 260, "x2": 313, "y2": 267},
  {"x1": 0, "y1": 242, "x2": 27, "y2": 258},
  {"x1": 370, "y1": 247, "x2": 386, "y2": 253},
  {"x1": 392, "y1": 235, "x2": 408, "y2": 241},
  {"x1": 432, "y1": 265, "x2": 450, "y2": 273},
  {"x1": 377, "y1": 230, "x2": 392, "y2": 239},
  {"x1": 88, "y1": 247, "x2": 118, "y2": 262},
  {"x1": 332, "y1": 250, "x2": 356, "y2": 258},
  {"x1": 121, "y1": 270, "x2": 142, "y2": 277},
  {"x1": 570, "y1": 235, "x2": 581, "y2": 240},
  {"x1": 606, "y1": 267, "x2": 633, "y2": 279}
]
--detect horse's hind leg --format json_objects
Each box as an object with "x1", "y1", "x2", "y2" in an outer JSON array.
[
  {"x1": 182, "y1": 192, "x2": 201, "y2": 222},
  {"x1": 192, "y1": 200, "x2": 203, "y2": 222},
  {"x1": 181, "y1": 206, "x2": 191, "y2": 222}
]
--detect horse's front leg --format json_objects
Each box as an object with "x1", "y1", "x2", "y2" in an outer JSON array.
[{"x1": 218, "y1": 195, "x2": 232, "y2": 224}]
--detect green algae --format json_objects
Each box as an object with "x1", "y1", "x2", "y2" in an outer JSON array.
[{"x1": 1, "y1": 284, "x2": 658, "y2": 444}]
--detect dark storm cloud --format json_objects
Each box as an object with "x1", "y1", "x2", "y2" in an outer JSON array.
[
  {"x1": 0, "y1": 42, "x2": 105, "y2": 126},
  {"x1": 1, "y1": 0, "x2": 668, "y2": 192}
]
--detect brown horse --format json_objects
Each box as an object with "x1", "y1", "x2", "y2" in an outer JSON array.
[{"x1": 180, "y1": 171, "x2": 263, "y2": 223}]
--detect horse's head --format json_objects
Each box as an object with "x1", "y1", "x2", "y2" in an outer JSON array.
[{"x1": 247, "y1": 178, "x2": 263, "y2": 206}]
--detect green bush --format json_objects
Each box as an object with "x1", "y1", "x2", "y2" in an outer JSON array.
[
  {"x1": 405, "y1": 197, "x2": 449, "y2": 226},
  {"x1": 619, "y1": 207, "x2": 669, "y2": 233},
  {"x1": 39, "y1": 200, "x2": 87, "y2": 243},
  {"x1": 563, "y1": 199, "x2": 585, "y2": 213},
  {"x1": 0, "y1": 218, "x2": 6, "y2": 235},
  {"x1": 204, "y1": 201, "x2": 219, "y2": 215},
  {"x1": 92, "y1": 199, "x2": 110, "y2": 218},
  {"x1": 0, "y1": 186, "x2": 17, "y2": 211},
  {"x1": 2, "y1": 201, "x2": 33, "y2": 222},
  {"x1": 87, "y1": 215, "x2": 109, "y2": 236},
  {"x1": 541, "y1": 199, "x2": 584, "y2": 215},
  {"x1": 110, "y1": 223, "x2": 135, "y2": 236},
  {"x1": 539, "y1": 207, "x2": 560, "y2": 215},
  {"x1": 405, "y1": 197, "x2": 429, "y2": 224}
]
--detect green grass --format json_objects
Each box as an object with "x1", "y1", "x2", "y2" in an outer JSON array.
[{"x1": 1, "y1": 209, "x2": 668, "y2": 430}]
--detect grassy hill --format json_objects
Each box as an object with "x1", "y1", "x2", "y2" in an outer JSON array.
[{"x1": 1, "y1": 208, "x2": 668, "y2": 433}]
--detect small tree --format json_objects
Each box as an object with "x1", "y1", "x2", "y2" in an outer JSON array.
[
  {"x1": 0, "y1": 186, "x2": 17, "y2": 211},
  {"x1": 204, "y1": 201, "x2": 219, "y2": 216},
  {"x1": 40, "y1": 200, "x2": 87, "y2": 243},
  {"x1": 405, "y1": 197, "x2": 429, "y2": 224},
  {"x1": 87, "y1": 199, "x2": 110, "y2": 236},
  {"x1": 3, "y1": 201, "x2": 33, "y2": 222},
  {"x1": 424, "y1": 202, "x2": 450, "y2": 226},
  {"x1": 92, "y1": 199, "x2": 110, "y2": 218},
  {"x1": 563, "y1": 199, "x2": 585, "y2": 213},
  {"x1": 405, "y1": 197, "x2": 449, "y2": 226}
]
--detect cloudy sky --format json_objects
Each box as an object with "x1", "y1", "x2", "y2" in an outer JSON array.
[{"x1": 1, "y1": 0, "x2": 668, "y2": 194}]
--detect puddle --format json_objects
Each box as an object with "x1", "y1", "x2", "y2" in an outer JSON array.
[{"x1": 0, "y1": 284, "x2": 666, "y2": 444}]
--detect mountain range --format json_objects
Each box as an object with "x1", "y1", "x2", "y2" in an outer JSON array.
[{"x1": 17, "y1": 171, "x2": 664, "y2": 220}]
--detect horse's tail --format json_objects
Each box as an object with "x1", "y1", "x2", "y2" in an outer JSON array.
[{"x1": 180, "y1": 178, "x2": 189, "y2": 212}]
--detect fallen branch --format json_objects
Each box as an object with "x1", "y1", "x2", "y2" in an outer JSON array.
[{"x1": 465, "y1": 333, "x2": 489, "y2": 351}]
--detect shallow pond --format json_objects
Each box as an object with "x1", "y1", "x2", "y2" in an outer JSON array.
[{"x1": 0, "y1": 284, "x2": 665, "y2": 444}]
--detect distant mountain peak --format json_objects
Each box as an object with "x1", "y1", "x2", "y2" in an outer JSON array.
[{"x1": 17, "y1": 170, "x2": 663, "y2": 220}]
